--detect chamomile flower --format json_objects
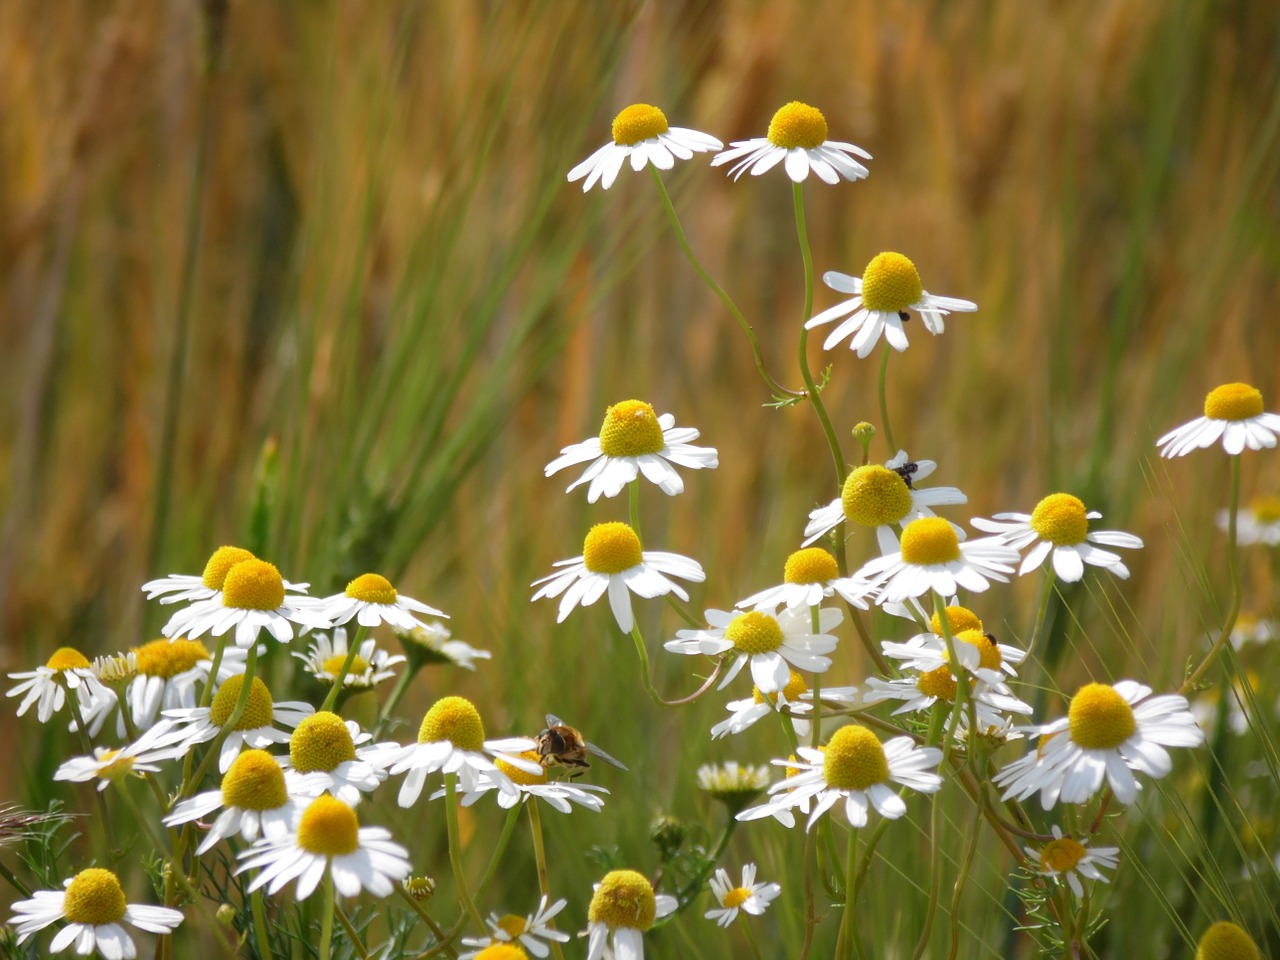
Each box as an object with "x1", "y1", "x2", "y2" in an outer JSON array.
[
  {"x1": 972, "y1": 493, "x2": 1143, "y2": 582},
  {"x1": 395, "y1": 621, "x2": 491, "y2": 670},
  {"x1": 805, "y1": 253, "x2": 976, "y2": 358},
  {"x1": 711, "y1": 101, "x2": 870, "y2": 184},
  {"x1": 532, "y1": 522, "x2": 705, "y2": 633},
  {"x1": 994, "y1": 681, "x2": 1204, "y2": 809},
  {"x1": 736, "y1": 547, "x2": 872, "y2": 611},
  {"x1": 164, "y1": 749, "x2": 310, "y2": 854},
  {"x1": 7, "y1": 646, "x2": 108, "y2": 725},
  {"x1": 1026, "y1": 826, "x2": 1119, "y2": 898},
  {"x1": 567, "y1": 104, "x2": 722, "y2": 192},
  {"x1": 710, "y1": 671, "x2": 860, "y2": 741},
  {"x1": 1196, "y1": 921, "x2": 1263, "y2": 960},
  {"x1": 284, "y1": 711, "x2": 389, "y2": 806},
  {"x1": 1157, "y1": 382, "x2": 1280, "y2": 458},
  {"x1": 142, "y1": 545, "x2": 307, "y2": 609},
  {"x1": 460, "y1": 897, "x2": 571, "y2": 959},
  {"x1": 696, "y1": 762, "x2": 771, "y2": 815},
  {"x1": 294, "y1": 628, "x2": 406, "y2": 692},
  {"x1": 854, "y1": 517, "x2": 1018, "y2": 604},
  {"x1": 705, "y1": 864, "x2": 781, "y2": 928},
  {"x1": 1221, "y1": 494, "x2": 1280, "y2": 546},
  {"x1": 803, "y1": 451, "x2": 967, "y2": 554},
  {"x1": 738, "y1": 725, "x2": 943, "y2": 830},
  {"x1": 162, "y1": 674, "x2": 312, "y2": 772},
  {"x1": 449, "y1": 751, "x2": 608, "y2": 814},
  {"x1": 238, "y1": 794, "x2": 411, "y2": 899},
  {"x1": 881, "y1": 628, "x2": 1027, "y2": 689},
  {"x1": 862, "y1": 672, "x2": 1029, "y2": 730},
  {"x1": 54, "y1": 722, "x2": 187, "y2": 791},
  {"x1": 665, "y1": 605, "x2": 841, "y2": 693},
  {"x1": 384, "y1": 696, "x2": 540, "y2": 807},
  {"x1": 584, "y1": 870, "x2": 677, "y2": 960},
  {"x1": 124, "y1": 638, "x2": 247, "y2": 732},
  {"x1": 161, "y1": 559, "x2": 329, "y2": 648},
  {"x1": 7, "y1": 867, "x2": 183, "y2": 956},
  {"x1": 320, "y1": 573, "x2": 447, "y2": 631},
  {"x1": 545, "y1": 400, "x2": 718, "y2": 503}
]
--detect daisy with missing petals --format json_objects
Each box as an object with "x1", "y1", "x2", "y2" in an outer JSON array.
[
  {"x1": 7, "y1": 646, "x2": 108, "y2": 726},
  {"x1": 396, "y1": 621, "x2": 491, "y2": 671},
  {"x1": 142, "y1": 544, "x2": 307, "y2": 609},
  {"x1": 994, "y1": 681, "x2": 1204, "y2": 809},
  {"x1": 585, "y1": 869, "x2": 677, "y2": 960},
  {"x1": 238, "y1": 794, "x2": 411, "y2": 899},
  {"x1": 163, "y1": 674, "x2": 313, "y2": 772},
  {"x1": 460, "y1": 896, "x2": 571, "y2": 959},
  {"x1": 294, "y1": 628, "x2": 406, "y2": 692},
  {"x1": 1221, "y1": 495, "x2": 1280, "y2": 546},
  {"x1": 711, "y1": 101, "x2": 870, "y2": 184},
  {"x1": 545, "y1": 400, "x2": 718, "y2": 503},
  {"x1": 284, "y1": 711, "x2": 390, "y2": 806},
  {"x1": 666, "y1": 605, "x2": 841, "y2": 693},
  {"x1": 973, "y1": 493, "x2": 1143, "y2": 582},
  {"x1": 710, "y1": 671, "x2": 860, "y2": 741},
  {"x1": 532, "y1": 522, "x2": 704, "y2": 633},
  {"x1": 705, "y1": 864, "x2": 781, "y2": 928},
  {"x1": 7, "y1": 867, "x2": 183, "y2": 956},
  {"x1": 321, "y1": 573, "x2": 447, "y2": 631},
  {"x1": 54, "y1": 722, "x2": 187, "y2": 791},
  {"x1": 738, "y1": 725, "x2": 942, "y2": 830},
  {"x1": 125, "y1": 638, "x2": 247, "y2": 731},
  {"x1": 737, "y1": 547, "x2": 873, "y2": 611},
  {"x1": 453, "y1": 751, "x2": 608, "y2": 814},
  {"x1": 1158, "y1": 382, "x2": 1280, "y2": 458},
  {"x1": 1027, "y1": 826, "x2": 1119, "y2": 898},
  {"x1": 803, "y1": 451, "x2": 967, "y2": 555},
  {"x1": 881, "y1": 626, "x2": 1027, "y2": 689},
  {"x1": 163, "y1": 558, "x2": 329, "y2": 648},
  {"x1": 568, "y1": 104, "x2": 722, "y2": 192},
  {"x1": 855, "y1": 517, "x2": 1018, "y2": 604},
  {"x1": 805, "y1": 253, "x2": 977, "y2": 358}
]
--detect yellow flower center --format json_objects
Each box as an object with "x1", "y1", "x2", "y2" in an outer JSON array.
[
  {"x1": 345, "y1": 573, "x2": 397, "y2": 605},
  {"x1": 322, "y1": 654, "x2": 371, "y2": 676},
  {"x1": 1196, "y1": 921, "x2": 1262, "y2": 960},
  {"x1": 612, "y1": 104, "x2": 669, "y2": 146},
  {"x1": 767, "y1": 101, "x2": 828, "y2": 149},
  {"x1": 221, "y1": 749, "x2": 288, "y2": 811},
  {"x1": 785, "y1": 751, "x2": 808, "y2": 782},
  {"x1": 842, "y1": 465, "x2": 913, "y2": 528},
  {"x1": 1068, "y1": 683, "x2": 1136, "y2": 750},
  {"x1": 62, "y1": 868, "x2": 127, "y2": 926},
  {"x1": 201, "y1": 546, "x2": 257, "y2": 590},
  {"x1": 723, "y1": 886, "x2": 752, "y2": 908},
  {"x1": 496, "y1": 749, "x2": 547, "y2": 786},
  {"x1": 1040, "y1": 836, "x2": 1087, "y2": 873},
  {"x1": 418, "y1": 695, "x2": 486, "y2": 751},
  {"x1": 289, "y1": 711, "x2": 356, "y2": 773},
  {"x1": 823, "y1": 725, "x2": 889, "y2": 791},
  {"x1": 1029, "y1": 493, "x2": 1089, "y2": 545},
  {"x1": 496, "y1": 914, "x2": 529, "y2": 938},
  {"x1": 588, "y1": 869, "x2": 658, "y2": 931},
  {"x1": 930, "y1": 605, "x2": 982, "y2": 637},
  {"x1": 475, "y1": 946, "x2": 529, "y2": 960},
  {"x1": 860, "y1": 252, "x2": 924, "y2": 313},
  {"x1": 726, "y1": 611, "x2": 784, "y2": 655},
  {"x1": 955, "y1": 629, "x2": 1002, "y2": 672},
  {"x1": 133, "y1": 638, "x2": 209, "y2": 679},
  {"x1": 45, "y1": 647, "x2": 91, "y2": 671},
  {"x1": 1204, "y1": 383, "x2": 1264, "y2": 421},
  {"x1": 598, "y1": 400, "x2": 666, "y2": 457},
  {"x1": 899, "y1": 517, "x2": 961, "y2": 565},
  {"x1": 96, "y1": 749, "x2": 136, "y2": 780},
  {"x1": 582, "y1": 522, "x2": 643, "y2": 574},
  {"x1": 209, "y1": 675, "x2": 276, "y2": 731},
  {"x1": 296, "y1": 795, "x2": 360, "y2": 857},
  {"x1": 753, "y1": 670, "x2": 808, "y2": 704},
  {"x1": 916, "y1": 666, "x2": 957, "y2": 702},
  {"x1": 221, "y1": 559, "x2": 285, "y2": 611},
  {"x1": 1249, "y1": 494, "x2": 1280, "y2": 524},
  {"x1": 784, "y1": 547, "x2": 839, "y2": 584}
]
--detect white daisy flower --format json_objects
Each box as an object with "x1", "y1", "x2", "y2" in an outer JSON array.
[
  {"x1": 7, "y1": 867, "x2": 183, "y2": 956},
  {"x1": 695, "y1": 762, "x2": 772, "y2": 816},
  {"x1": 994, "y1": 681, "x2": 1204, "y2": 809},
  {"x1": 738, "y1": 725, "x2": 942, "y2": 830},
  {"x1": 282, "y1": 711, "x2": 391, "y2": 807},
  {"x1": 142, "y1": 544, "x2": 309, "y2": 610},
  {"x1": 585, "y1": 869, "x2": 677, "y2": 960},
  {"x1": 881, "y1": 628, "x2": 1027, "y2": 689},
  {"x1": 162, "y1": 673, "x2": 313, "y2": 772},
  {"x1": 710, "y1": 671, "x2": 861, "y2": 741},
  {"x1": 54, "y1": 722, "x2": 187, "y2": 791},
  {"x1": 450, "y1": 750, "x2": 608, "y2": 814},
  {"x1": 665, "y1": 605, "x2": 841, "y2": 693},
  {"x1": 532, "y1": 522, "x2": 704, "y2": 633},
  {"x1": 124, "y1": 638, "x2": 247, "y2": 733},
  {"x1": 545, "y1": 400, "x2": 717, "y2": 503},
  {"x1": 803, "y1": 451, "x2": 967, "y2": 554},
  {"x1": 320, "y1": 572, "x2": 447, "y2": 632},
  {"x1": 736, "y1": 546, "x2": 873, "y2": 611},
  {"x1": 460, "y1": 897, "x2": 571, "y2": 959},
  {"x1": 237, "y1": 795, "x2": 411, "y2": 900},
  {"x1": 711, "y1": 100, "x2": 870, "y2": 184},
  {"x1": 161, "y1": 559, "x2": 329, "y2": 649},
  {"x1": 861, "y1": 674, "x2": 1029, "y2": 731},
  {"x1": 568, "y1": 103, "x2": 722, "y2": 192},
  {"x1": 972, "y1": 493, "x2": 1143, "y2": 582},
  {"x1": 293, "y1": 628, "x2": 406, "y2": 692},
  {"x1": 395, "y1": 621, "x2": 491, "y2": 670},
  {"x1": 1026, "y1": 826, "x2": 1120, "y2": 898},
  {"x1": 854, "y1": 517, "x2": 1018, "y2": 604},
  {"x1": 6, "y1": 646, "x2": 109, "y2": 726},
  {"x1": 1157, "y1": 382, "x2": 1280, "y2": 458},
  {"x1": 705, "y1": 863, "x2": 781, "y2": 928},
  {"x1": 163, "y1": 749, "x2": 311, "y2": 855},
  {"x1": 805, "y1": 253, "x2": 976, "y2": 358},
  {"x1": 1220, "y1": 495, "x2": 1280, "y2": 546}
]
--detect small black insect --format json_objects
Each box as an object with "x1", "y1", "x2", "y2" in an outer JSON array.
[
  {"x1": 898, "y1": 310, "x2": 911, "y2": 322},
  {"x1": 891, "y1": 459, "x2": 920, "y2": 490}
]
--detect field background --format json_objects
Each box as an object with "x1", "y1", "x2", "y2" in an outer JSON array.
[{"x1": 2, "y1": 1, "x2": 1279, "y2": 957}]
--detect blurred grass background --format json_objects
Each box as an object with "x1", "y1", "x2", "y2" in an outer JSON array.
[{"x1": 2, "y1": 0, "x2": 1279, "y2": 957}]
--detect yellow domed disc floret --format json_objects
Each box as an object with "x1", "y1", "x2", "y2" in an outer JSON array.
[
  {"x1": 222, "y1": 559, "x2": 285, "y2": 611},
  {"x1": 418, "y1": 696, "x2": 486, "y2": 751},
  {"x1": 930, "y1": 605, "x2": 982, "y2": 637},
  {"x1": 496, "y1": 912, "x2": 530, "y2": 937},
  {"x1": 582, "y1": 522, "x2": 644, "y2": 574},
  {"x1": 209, "y1": 675, "x2": 276, "y2": 731},
  {"x1": 322, "y1": 653, "x2": 371, "y2": 676},
  {"x1": 496, "y1": 749, "x2": 547, "y2": 787},
  {"x1": 1030, "y1": 493, "x2": 1089, "y2": 545},
  {"x1": 1248, "y1": 494, "x2": 1280, "y2": 523},
  {"x1": 1068, "y1": 683, "x2": 1136, "y2": 750},
  {"x1": 955, "y1": 629, "x2": 1002, "y2": 672},
  {"x1": 612, "y1": 105, "x2": 669, "y2": 146},
  {"x1": 726, "y1": 611, "x2": 783, "y2": 655},
  {"x1": 62, "y1": 868, "x2": 127, "y2": 926},
  {"x1": 1039, "y1": 835, "x2": 1087, "y2": 873},
  {"x1": 588, "y1": 869, "x2": 658, "y2": 931},
  {"x1": 475, "y1": 945, "x2": 530, "y2": 960},
  {"x1": 289, "y1": 711, "x2": 357, "y2": 773},
  {"x1": 598, "y1": 400, "x2": 666, "y2": 457},
  {"x1": 753, "y1": 670, "x2": 808, "y2": 705},
  {"x1": 899, "y1": 518, "x2": 961, "y2": 566},
  {"x1": 45, "y1": 647, "x2": 91, "y2": 672},
  {"x1": 823, "y1": 725, "x2": 889, "y2": 791},
  {"x1": 133, "y1": 638, "x2": 210, "y2": 679},
  {"x1": 221, "y1": 749, "x2": 288, "y2": 811},
  {"x1": 346, "y1": 573, "x2": 397, "y2": 605},
  {"x1": 202, "y1": 546, "x2": 257, "y2": 590},
  {"x1": 95, "y1": 749, "x2": 137, "y2": 780},
  {"x1": 296, "y1": 795, "x2": 360, "y2": 857},
  {"x1": 723, "y1": 886, "x2": 751, "y2": 908},
  {"x1": 784, "y1": 547, "x2": 839, "y2": 584},
  {"x1": 916, "y1": 666, "x2": 957, "y2": 702},
  {"x1": 767, "y1": 102, "x2": 828, "y2": 149},
  {"x1": 1204, "y1": 383, "x2": 1263, "y2": 422},
  {"x1": 841, "y1": 465, "x2": 913, "y2": 528},
  {"x1": 1196, "y1": 921, "x2": 1262, "y2": 960},
  {"x1": 860, "y1": 253, "x2": 924, "y2": 314}
]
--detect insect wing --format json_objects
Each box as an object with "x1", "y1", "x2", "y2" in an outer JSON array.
[{"x1": 583, "y1": 739, "x2": 629, "y2": 771}]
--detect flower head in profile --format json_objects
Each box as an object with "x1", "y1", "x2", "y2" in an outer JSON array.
[
  {"x1": 545, "y1": 400, "x2": 717, "y2": 503},
  {"x1": 453, "y1": 750, "x2": 608, "y2": 814},
  {"x1": 54, "y1": 722, "x2": 187, "y2": 791},
  {"x1": 1196, "y1": 921, "x2": 1262, "y2": 960},
  {"x1": 320, "y1": 573, "x2": 447, "y2": 631},
  {"x1": 994, "y1": 681, "x2": 1204, "y2": 809},
  {"x1": 1157, "y1": 382, "x2": 1280, "y2": 458},
  {"x1": 568, "y1": 104, "x2": 722, "y2": 192},
  {"x1": 532, "y1": 522, "x2": 705, "y2": 633},
  {"x1": 396, "y1": 621, "x2": 491, "y2": 671},
  {"x1": 1026, "y1": 826, "x2": 1119, "y2": 898},
  {"x1": 696, "y1": 762, "x2": 771, "y2": 816},
  {"x1": 736, "y1": 547, "x2": 872, "y2": 611},
  {"x1": 163, "y1": 674, "x2": 313, "y2": 772},
  {"x1": 162, "y1": 558, "x2": 329, "y2": 648},
  {"x1": 855, "y1": 517, "x2": 1018, "y2": 603},
  {"x1": 6, "y1": 867, "x2": 184, "y2": 956},
  {"x1": 6, "y1": 646, "x2": 108, "y2": 726},
  {"x1": 711, "y1": 671, "x2": 860, "y2": 741},
  {"x1": 294, "y1": 628, "x2": 406, "y2": 693},
  {"x1": 711, "y1": 101, "x2": 870, "y2": 184},
  {"x1": 705, "y1": 863, "x2": 781, "y2": 928},
  {"x1": 460, "y1": 896, "x2": 570, "y2": 959},
  {"x1": 124, "y1": 638, "x2": 247, "y2": 732},
  {"x1": 142, "y1": 545, "x2": 308, "y2": 611},
  {"x1": 806, "y1": 253, "x2": 977, "y2": 358},
  {"x1": 585, "y1": 869, "x2": 677, "y2": 960},
  {"x1": 1222, "y1": 494, "x2": 1280, "y2": 546},
  {"x1": 973, "y1": 493, "x2": 1143, "y2": 582}
]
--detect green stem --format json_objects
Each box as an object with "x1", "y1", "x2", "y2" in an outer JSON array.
[
  {"x1": 667, "y1": 818, "x2": 737, "y2": 914},
  {"x1": 798, "y1": 827, "x2": 818, "y2": 960},
  {"x1": 321, "y1": 624, "x2": 370, "y2": 712},
  {"x1": 810, "y1": 606, "x2": 823, "y2": 748},
  {"x1": 69, "y1": 686, "x2": 119, "y2": 860},
  {"x1": 374, "y1": 661, "x2": 421, "y2": 739},
  {"x1": 878, "y1": 344, "x2": 896, "y2": 452},
  {"x1": 319, "y1": 872, "x2": 336, "y2": 960},
  {"x1": 251, "y1": 888, "x2": 273, "y2": 960},
  {"x1": 337, "y1": 903, "x2": 371, "y2": 959},
  {"x1": 946, "y1": 793, "x2": 985, "y2": 960},
  {"x1": 1024, "y1": 569, "x2": 1057, "y2": 664},
  {"x1": 835, "y1": 825, "x2": 860, "y2": 960},
  {"x1": 477, "y1": 805, "x2": 522, "y2": 900},
  {"x1": 184, "y1": 642, "x2": 259, "y2": 796},
  {"x1": 740, "y1": 915, "x2": 768, "y2": 960},
  {"x1": 629, "y1": 624, "x2": 662, "y2": 705},
  {"x1": 444, "y1": 773, "x2": 487, "y2": 933},
  {"x1": 199, "y1": 635, "x2": 228, "y2": 709},
  {"x1": 1183, "y1": 454, "x2": 1243, "y2": 693},
  {"x1": 526, "y1": 800, "x2": 567, "y2": 960},
  {"x1": 662, "y1": 593, "x2": 703, "y2": 628},
  {"x1": 399, "y1": 885, "x2": 459, "y2": 960},
  {"x1": 910, "y1": 792, "x2": 943, "y2": 960}
]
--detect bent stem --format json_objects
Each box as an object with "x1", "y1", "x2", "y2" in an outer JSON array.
[
  {"x1": 444, "y1": 773, "x2": 487, "y2": 933},
  {"x1": 629, "y1": 624, "x2": 662, "y2": 705},
  {"x1": 1183, "y1": 454, "x2": 1243, "y2": 694},
  {"x1": 321, "y1": 624, "x2": 370, "y2": 712}
]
